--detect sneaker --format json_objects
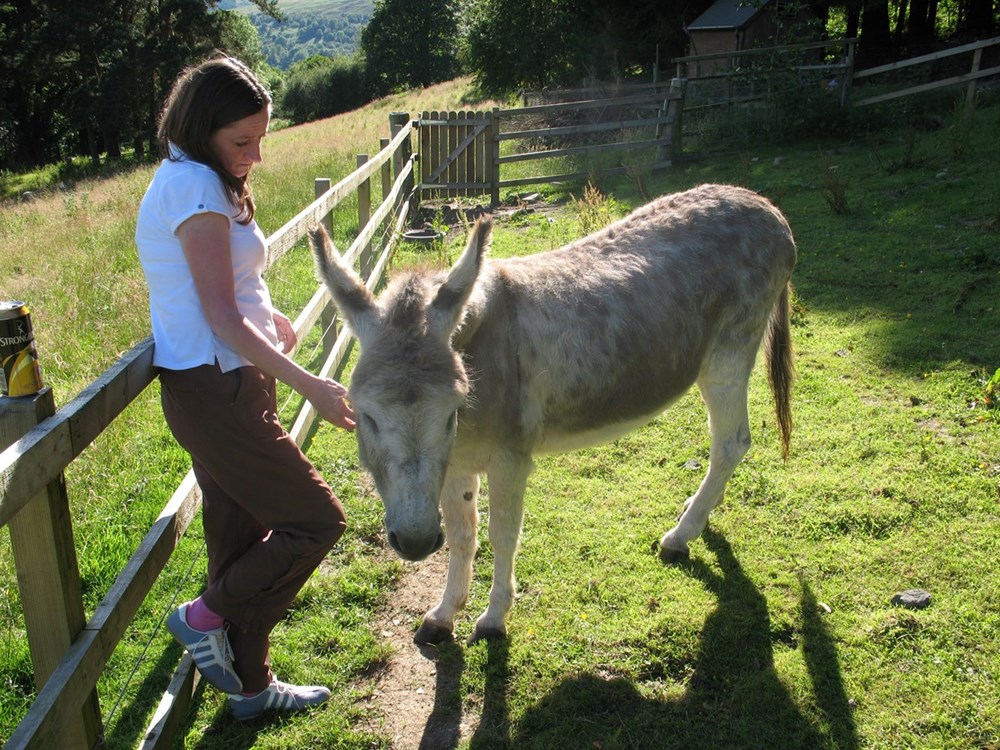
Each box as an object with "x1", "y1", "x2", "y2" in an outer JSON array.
[
  {"x1": 166, "y1": 603, "x2": 243, "y2": 694},
  {"x1": 228, "y1": 678, "x2": 332, "y2": 721}
]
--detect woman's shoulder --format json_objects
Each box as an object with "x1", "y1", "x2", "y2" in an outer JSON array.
[
  {"x1": 149, "y1": 155, "x2": 228, "y2": 200},
  {"x1": 143, "y1": 158, "x2": 234, "y2": 223},
  {"x1": 156, "y1": 153, "x2": 217, "y2": 183}
]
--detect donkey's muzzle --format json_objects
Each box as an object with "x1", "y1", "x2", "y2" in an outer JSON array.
[{"x1": 388, "y1": 527, "x2": 445, "y2": 561}]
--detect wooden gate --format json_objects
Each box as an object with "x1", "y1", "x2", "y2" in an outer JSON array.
[{"x1": 417, "y1": 110, "x2": 495, "y2": 199}]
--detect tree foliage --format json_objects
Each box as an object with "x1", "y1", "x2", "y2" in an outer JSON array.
[
  {"x1": 360, "y1": 0, "x2": 460, "y2": 95},
  {"x1": 0, "y1": 0, "x2": 277, "y2": 170},
  {"x1": 465, "y1": 0, "x2": 717, "y2": 96},
  {"x1": 2, "y1": 0, "x2": 996, "y2": 170},
  {"x1": 463, "y1": 0, "x2": 997, "y2": 97},
  {"x1": 278, "y1": 55, "x2": 370, "y2": 123},
  {"x1": 242, "y1": 11, "x2": 369, "y2": 69},
  {"x1": 830, "y1": 0, "x2": 996, "y2": 63}
]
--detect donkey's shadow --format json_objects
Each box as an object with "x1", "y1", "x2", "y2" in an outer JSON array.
[{"x1": 422, "y1": 528, "x2": 858, "y2": 749}]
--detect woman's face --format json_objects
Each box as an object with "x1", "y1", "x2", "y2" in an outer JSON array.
[{"x1": 209, "y1": 106, "x2": 271, "y2": 178}]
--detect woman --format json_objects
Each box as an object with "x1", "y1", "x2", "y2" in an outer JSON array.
[{"x1": 136, "y1": 55, "x2": 354, "y2": 721}]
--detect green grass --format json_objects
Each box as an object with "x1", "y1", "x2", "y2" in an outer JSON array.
[{"x1": 1, "y1": 80, "x2": 999, "y2": 748}]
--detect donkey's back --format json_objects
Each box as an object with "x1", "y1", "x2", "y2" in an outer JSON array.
[{"x1": 455, "y1": 184, "x2": 796, "y2": 461}]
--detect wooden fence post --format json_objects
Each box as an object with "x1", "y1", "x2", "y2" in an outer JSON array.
[
  {"x1": 1, "y1": 390, "x2": 102, "y2": 749},
  {"x1": 666, "y1": 77, "x2": 686, "y2": 163},
  {"x1": 315, "y1": 177, "x2": 336, "y2": 360},
  {"x1": 389, "y1": 112, "x2": 413, "y2": 210},
  {"x1": 841, "y1": 39, "x2": 856, "y2": 108},
  {"x1": 490, "y1": 107, "x2": 501, "y2": 207},
  {"x1": 356, "y1": 153, "x2": 373, "y2": 278},
  {"x1": 966, "y1": 47, "x2": 982, "y2": 113},
  {"x1": 379, "y1": 137, "x2": 391, "y2": 205},
  {"x1": 315, "y1": 177, "x2": 333, "y2": 236}
]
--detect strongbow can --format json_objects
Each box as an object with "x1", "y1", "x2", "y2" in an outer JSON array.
[{"x1": 0, "y1": 301, "x2": 44, "y2": 397}]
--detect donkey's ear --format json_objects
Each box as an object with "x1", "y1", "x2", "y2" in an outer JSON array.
[
  {"x1": 309, "y1": 224, "x2": 380, "y2": 346},
  {"x1": 428, "y1": 216, "x2": 491, "y2": 341}
]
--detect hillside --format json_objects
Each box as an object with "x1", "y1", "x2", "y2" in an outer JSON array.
[{"x1": 220, "y1": 0, "x2": 374, "y2": 68}]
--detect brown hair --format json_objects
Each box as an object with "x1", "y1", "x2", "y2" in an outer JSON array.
[{"x1": 157, "y1": 55, "x2": 271, "y2": 223}]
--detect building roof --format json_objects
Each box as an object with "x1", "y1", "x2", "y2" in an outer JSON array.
[{"x1": 687, "y1": 0, "x2": 770, "y2": 31}]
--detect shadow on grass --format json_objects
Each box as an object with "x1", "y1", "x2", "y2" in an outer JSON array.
[
  {"x1": 410, "y1": 634, "x2": 512, "y2": 750},
  {"x1": 417, "y1": 528, "x2": 858, "y2": 750},
  {"x1": 101, "y1": 641, "x2": 189, "y2": 749},
  {"x1": 417, "y1": 639, "x2": 465, "y2": 750}
]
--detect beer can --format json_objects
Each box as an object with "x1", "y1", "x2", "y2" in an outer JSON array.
[{"x1": 0, "y1": 301, "x2": 45, "y2": 397}]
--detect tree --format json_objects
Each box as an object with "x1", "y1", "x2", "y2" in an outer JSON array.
[
  {"x1": 858, "y1": 0, "x2": 894, "y2": 65},
  {"x1": 220, "y1": 9, "x2": 267, "y2": 71},
  {"x1": 465, "y1": 0, "x2": 589, "y2": 95},
  {"x1": 278, "y1": 55, "x2": 368, "y2": 123},
  {"x1": 0, "y1": 0, "x2": 280, "y2": 170},
  {"x1": 958, "y1": 0, "x2": 995, "y2": 35},
  {"x1": 465, "y1": 0, "x2": 716, "y2": 97},
  {"x1": 0, "y1": 0, "x2": 75, "y2": 166},
  {"x1": 360, "y1": 0, "x2": 460, "y2": 94}
]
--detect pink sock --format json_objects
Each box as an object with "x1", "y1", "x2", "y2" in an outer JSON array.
[{"x1": 185, "y1": 597, "x2": 224, "y2": 632}]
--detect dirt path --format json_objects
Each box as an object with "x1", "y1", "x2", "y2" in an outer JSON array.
[{"x1": 362, "y1": 554, "x2": 479, "y2": 749}]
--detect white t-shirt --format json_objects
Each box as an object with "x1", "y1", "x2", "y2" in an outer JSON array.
[{"x1": 135, "y1": 148, "x2": 278, "y2": 372}]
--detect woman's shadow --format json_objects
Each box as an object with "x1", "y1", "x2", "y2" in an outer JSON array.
[{"x1": 423, "y1": 527, "x2": 859, "y2": 749}]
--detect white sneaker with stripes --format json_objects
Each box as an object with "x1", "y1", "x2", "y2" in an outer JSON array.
[{"x1": 228, "y1": 677, "x2": 332, "y2": 721}]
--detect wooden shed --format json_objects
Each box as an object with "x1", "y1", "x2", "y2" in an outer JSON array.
[{"x1": 684, "y1": 0, "x2": 781, "y2": 75}]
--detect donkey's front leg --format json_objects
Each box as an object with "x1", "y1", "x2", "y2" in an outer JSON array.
[
  {"x1": 414, "y1": 473, "x2": 480, "y2": 645},
  {"x1": 470, "y1": 453, "x2": 533, "y2": 643}
]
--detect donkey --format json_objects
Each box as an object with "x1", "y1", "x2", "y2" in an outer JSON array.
[{"x1": 310, "y1": 183, "x2": 796, "y2": 645}]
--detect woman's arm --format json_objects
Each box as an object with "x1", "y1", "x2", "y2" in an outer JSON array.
[{"x1": 176, "y1": 211, "x2": 355, "y2": 430}]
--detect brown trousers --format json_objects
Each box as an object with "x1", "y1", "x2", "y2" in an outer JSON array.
[{"x1": 159, "y1": 363, "x2": 346, "y2": 691}]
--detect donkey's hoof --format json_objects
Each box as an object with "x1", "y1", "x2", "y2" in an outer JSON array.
[
  {"x1": 414, "y1": 620, "x2": 454, "y2": 646},
  {"x1": 657, "y1": 544, "x2": 690, "y2": 564}
]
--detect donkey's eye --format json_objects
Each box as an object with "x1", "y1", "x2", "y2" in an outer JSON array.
[
  {"x1": 446, "y1": 411, "x2": 457, "y2": 434},
  {"x1": 363, "y1": 414, "x2": 379, "y2": 434}
]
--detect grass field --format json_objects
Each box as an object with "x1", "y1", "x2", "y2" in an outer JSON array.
[{"x1": 1, "y1": 78, "x2": 999, "y2": 748}]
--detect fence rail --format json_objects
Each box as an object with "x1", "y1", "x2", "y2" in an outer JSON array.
[
  {"x1": 1, "y1": 115, "x2": 416, "y2": 750},
  {"x1": 850, "y1": 36, "x2": 1000, "y2": 107},
  {"x1": 670, "y1": 35, "x2": 1000, "y2": 117}
]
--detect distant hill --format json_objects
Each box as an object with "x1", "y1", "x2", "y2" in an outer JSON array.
[{"x1": 219, "y1": 0, "x2": 374, "y2": 69}]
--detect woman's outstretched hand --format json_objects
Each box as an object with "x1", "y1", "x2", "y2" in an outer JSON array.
[{"x1": 308, "y1": 376, "x2": 356, "y2": 431}]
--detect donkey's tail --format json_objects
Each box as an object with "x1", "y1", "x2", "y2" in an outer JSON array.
[{"x1": 765, "y1": 282, "x2": 795, "y2": 460}]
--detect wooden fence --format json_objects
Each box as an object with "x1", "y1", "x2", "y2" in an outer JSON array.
[
  {"x1": 0, "y1": 112, "x2": 416, "y2": 750},
  {"x1": 671, "y1": 35, "x2": 1000, "y2": 117},
  {"x1": 417, "y1": 84, "x2": 683, "y2": 205},
  {"x1": 849, "y1": 36, "x2": 1000, "y2": 108}
]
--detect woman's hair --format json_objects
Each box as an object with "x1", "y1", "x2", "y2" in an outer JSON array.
[{"x1": 157, "y1": 55, "x2": 271, "y2": 223}]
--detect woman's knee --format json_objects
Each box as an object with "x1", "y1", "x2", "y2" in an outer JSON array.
[{"x1": 315, "y1": 495, "x2": 347, "y2": 549}]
